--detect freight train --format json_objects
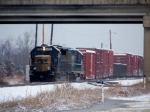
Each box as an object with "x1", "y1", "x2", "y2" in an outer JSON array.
[
  {"x1": 29, "y1": 44, "x2": 144, "y2": 82},
  {"x1": 29, "y1": 44, "x2": 84, "y2": 82}
]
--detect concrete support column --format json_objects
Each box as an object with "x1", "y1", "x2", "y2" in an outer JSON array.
[
  {"x1": 26, "y1": 65, "x2": 29, "y2": 83},
  {"x1": 143, "y1": 16, "x2": 150, "y2": 84}
]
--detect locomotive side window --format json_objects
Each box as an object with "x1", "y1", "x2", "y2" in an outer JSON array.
[{"x1": 72, "y1": 51, "x2": 75, "y2": 54}]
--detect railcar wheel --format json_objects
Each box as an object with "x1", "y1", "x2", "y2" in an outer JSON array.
[
  {"x1": 50, "y1": 75, "x2": 55, "y2": 82},
  {"x1": 46, "y1": 75, "x2": 55, "y2": 82},
  {"x1": 30, "y1": 75, "x2": 36, "y2": 82}
]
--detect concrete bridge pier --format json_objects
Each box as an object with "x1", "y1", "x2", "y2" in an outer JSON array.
[{"x1": 143, "y1": 16, "x2": 150, "y2": 84}]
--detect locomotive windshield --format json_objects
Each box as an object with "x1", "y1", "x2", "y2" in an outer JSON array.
[
  {"x1": 30, "y1": 45, "x2": 60, "y2": 68},
  {"x1": 36, "y1": 59, "x2": 48, "y2": 64}
]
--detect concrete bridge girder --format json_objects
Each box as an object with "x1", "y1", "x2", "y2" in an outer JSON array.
[
  {"x1": 143, "y1": 16, "x2": 150, "y2": 84},
  {"x1": 0, "y1": 0, "x2": 150, "y2": 5},
  {"x1": 0, "y1": 0, "x2": 150, "y2": 23},
  {"x1": 0, "y1": 5, "x2": 148, "y2": 23}
]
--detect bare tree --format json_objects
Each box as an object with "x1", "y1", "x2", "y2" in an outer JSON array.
[
  {"x1": 0, "y1": 37, "x2": 15, "y2": 76},
  {"x1": 0, "y1": 37, "x2": 14, "y2": 61},
  {"x1": 0, "y1": 31, "x2": 34, "y2": 76},
  {"x1": 15, "y1": 31, "x2": 34, "y2": 73}
]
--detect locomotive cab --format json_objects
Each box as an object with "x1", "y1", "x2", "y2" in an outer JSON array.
[{"x1": 29, "y1": 44, "x2": 60, "y2": 82}]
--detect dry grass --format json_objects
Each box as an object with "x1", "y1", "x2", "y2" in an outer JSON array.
[
  {"x1": 0, "y1": 82, "x2": 101, "y2": 111},
  {"x1": 0, "y1": 77, "x2": 4, "y2": 84},
  {"x1": 105, "y1": 82, "x2": 150, "y2": 98},
  {"x1": 2, "y1": 75, "x2": 25, "y2": 85},
  {"x1": 0, "y1": 76, "x2": 7, "y2": 85},
  {"x1": 0, "y1": 82, "x2": 150, "y2": 111}
]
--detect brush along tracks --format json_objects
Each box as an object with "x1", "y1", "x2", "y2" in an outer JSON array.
[{"x1": 0, "y1": 80, "x2": 86, "y2": 88}]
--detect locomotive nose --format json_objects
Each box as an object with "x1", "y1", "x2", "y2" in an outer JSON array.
[{"x1": 34, "y1": 55, "x2": 51, "y2": 71}]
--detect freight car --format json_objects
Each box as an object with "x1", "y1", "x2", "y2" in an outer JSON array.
[
  {"x1": 114, "y1": 53, "x2": 144, "y2": 77},
  {"x1": 78, "y1": 49, "x2": 143, "y2": 80},
  {"x1": 138, "y1": 55, "x2": 144, "y2": 76},
  {"x1": 79, "y1": 50, "x2": 96, "y2": 79},
  {"x1": 77, "y1": 48, "x2": 114, "y2": 79},
  {"x1": 29, "y1": 45, "x2": 144, "y2": 82},
  {"x1": 114, "y1": 53, "x2": 133, "y2": 77},
  {"x1": 113, "y1": 63, "x2": 127, "y2": 78},
  {"x1": 29, "y1": 44, "x2": 84, "y2": 82}
]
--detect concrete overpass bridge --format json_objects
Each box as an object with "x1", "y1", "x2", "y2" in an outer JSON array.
[
  {"x1": 0, "y1": 0, "x2": 150, "y2": 23},
  {"x1": 0, "y1": 0, "x2": 150, "y2": 84}
]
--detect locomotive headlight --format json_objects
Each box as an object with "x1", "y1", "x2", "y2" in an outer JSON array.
[
  {"x1": 43, "y1": 47, "x2": 46, "y2": 51},
  {"x1": 47, "y1": 67, "x2": 50, "y2": 70},
  {"x1": 34, "y1": 67, "x2": 36, "y2": 70}
]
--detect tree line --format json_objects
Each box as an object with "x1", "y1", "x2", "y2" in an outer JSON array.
[{"x1": 0, "y1": 31, "x2": 34, "y2": 77}]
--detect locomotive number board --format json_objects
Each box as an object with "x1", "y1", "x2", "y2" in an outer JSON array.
[{"x1": 37, "y1": 48, "x2": 52, "y2": 51}]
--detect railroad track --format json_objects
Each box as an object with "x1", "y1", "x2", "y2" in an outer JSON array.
[
  {"x1": 87, "y1": 77, "x2": 143, "y2": 82},
  {"x1": 87, "y1": 77, "x2": 143, "y2": 87},
  {"x1": 0, "y1": 77, "x2": 142, "y2": 88},
  {"x1": 0, "y1": 80, "x2": 86, "y2": 88},
  {"x1": 87, "y1": 81, "x2": 141, "y2": 87}
]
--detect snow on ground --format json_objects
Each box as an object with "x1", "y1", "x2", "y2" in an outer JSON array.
[
  {"x1": 0, "y1": 79, "x2": 144, "y2": 102},
  {"x1": 0, "y1": 82, "x2": 98, "y2": 102},
  {"x1": 111, "y1": 94, "x2": 150, "y2": 102},
  {"x1": 110, "y1": 94, "x2": 150, "y2": 109},
  {"x1": 0, "y1": 78, "x2": 149, "y2": 110},
  {"x1": 72, "y1": 82, "x2": 99, "y2": 89},
  {"x1": 109, "y1": 78, "x2": 143, "y2": 86},
  {"x1": 109, "y1": 78, "x2": 150, "y2": 109},
  {"x1": 0, "y1": 84, "x2": 54, "y2": 102}
]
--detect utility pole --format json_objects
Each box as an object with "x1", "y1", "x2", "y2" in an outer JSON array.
[
  {"x1": 109, "y1": 30, "x2": 117, "y2": 50},
  {"x1": 35, "y1": 24, "x2": 38, "y2": 47},
  {"x1": 109, "y1": 30, "x2": 112, "y2": 50},
  {"x1": 42, "y1": 24, "x2": 44, "y2": 44},
  {"x1": 50, "y1": 24, "x2": 53, "y2": 45},
  {"x1": 101, "y1": 43, "x2": 103, "y2": 48}
]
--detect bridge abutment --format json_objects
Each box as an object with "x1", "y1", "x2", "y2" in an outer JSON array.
[{"x1": 143, "y1": 16, "x2": 150, "y2": 84}]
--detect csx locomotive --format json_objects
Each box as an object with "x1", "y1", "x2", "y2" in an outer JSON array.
[{"x1": 29, "y1": 44, "x2": 84, "y2": 82}]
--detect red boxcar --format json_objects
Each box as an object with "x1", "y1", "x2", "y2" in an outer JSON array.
[
  {"x1": 100, "y1": 49, "x2": 109, "y2": 78},
  {"x1": 126, "y1": 53, "x2": 133, "y2": 76},
  {"x1": 79, "y1": 50, "x2": 96, "y2": 79},
  {"x1": 108, "y1": 50, "x2": 114, "y2": 77},
  {"x1": 138, "y1": 56, "x2": 144, "y2": 76},
  {"x1": 132, "y1": 55, "x2": 139, "y2": 76},
  {"x1": 77, "y1": 48, "x2": 101, "y2": 79},
  {"x1": 114, "y1": 53, "x2": 133, "y2": 77},
  {"x1": 77, "y1": 48, "x2": 113, "y2": 79}
]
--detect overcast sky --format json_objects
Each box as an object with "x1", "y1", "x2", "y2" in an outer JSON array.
[{"x1": 0, "y1": 24, "x2": 144, "y2": 56}]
